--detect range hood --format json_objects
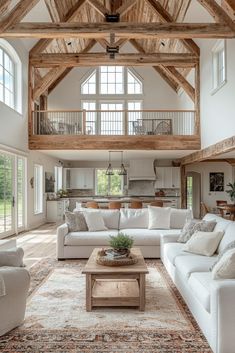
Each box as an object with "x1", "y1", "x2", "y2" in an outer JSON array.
[{"x1": 128, "y1": 159, "x2": 156, "y2": 181}]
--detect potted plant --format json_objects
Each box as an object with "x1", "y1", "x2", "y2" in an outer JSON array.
[
  {"x1": 109, "y1": 232, "x2": 134, "y2": 256},
  {"x1": 226, "y1": 182, "x2": 235, "y2": 204}
]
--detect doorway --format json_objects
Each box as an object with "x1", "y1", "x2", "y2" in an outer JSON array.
[
  {"x1": 0, "y1": 151, "x2": 26, "y2": 239},
  {"x1": 186, "y1": 172, "x2": 201, "y2": 219}
]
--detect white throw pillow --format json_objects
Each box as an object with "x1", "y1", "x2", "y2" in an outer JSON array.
[
  {"x1": 119, "y1": 208, "x2": 149, "y2": 229},
  {"x1": 83, "y1": 211, "x2": 107, "y2": 232},
  {"x1": 183, "y1": 230, "x2": 224, "y2": 256},
  {"x1": 212, "y1": 248, "x2": 235, "y2": 279},
  {"x1": 148, "y1": 206, "x2": 171, "y2": 230},
  {"x1": 170, "y1": 208, "x2": 193, "y2": 229}
]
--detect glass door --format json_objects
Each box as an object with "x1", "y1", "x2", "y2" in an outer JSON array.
[
  {"x1": 17, "y1": 157, "x2": 25, "y2": 232},
  {"x1": 0, "y1": 152, "x2": 14, "y2": 238},
  {"x1": 0, "y1": 151, "x2": 26, "y2": 239}
]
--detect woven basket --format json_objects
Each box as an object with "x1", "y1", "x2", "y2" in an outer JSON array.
[{"x1": 96, "y1": 253, "x2": 138, "y2": 267}]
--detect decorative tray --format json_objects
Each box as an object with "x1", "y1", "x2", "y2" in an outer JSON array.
[{"x1": 96, "y1": 249, "x2": 138, "y2": 267}]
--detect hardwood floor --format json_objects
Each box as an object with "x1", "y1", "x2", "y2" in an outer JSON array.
[{"x1": 12, "y1": 223, "x2": 59, "y2": 268}]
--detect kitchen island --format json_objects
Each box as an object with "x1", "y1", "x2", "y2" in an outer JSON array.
[{"x1": 66, "y1": 196, "x2": 180, "y2": 210}]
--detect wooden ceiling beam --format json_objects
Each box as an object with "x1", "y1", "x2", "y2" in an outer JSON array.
[
  {"x1": 33, "y1": 66, "x2": 66, "y2": 101},
  {"x1": 116, "y1": 0, "x2": 137, "y2": 17},
  {"x1": 181, "y1": 135, "x2": 235, "y2": 165},
  {"x1": 30, "y1": 52, "x2": 198, "y2": 68},
  {"x1": 146, "y1": 0, "x2": 200, "y2": 56},
  {"x1": 44, "y1": 39, "x2": 96, "y2": 96},
  {"x1": 0, "y1": 0, "x2": 40, "y2": 32},
  {"x1": 160, "y1": 66, "x2": 195, "y2": 102},
  {"x1": 222, "y1": 0, "x2": 235, "y2": 19},
  {"x1": 0, "y1": 0, "x2": 11, "y2": 16},
  {"x1": 130, "y1": 39, "x2": 179, "y2": 92},
  {"x1": 4, "y1": 22, "x2": 235, "y2": 39},
  {"x1": 47, "y1": 67, "x2": 73, "y2": 94},
  {"x1": 87, "y1": 0, "x2": 108, "y2": 17},
  {"x1": 197, "y1": 0, "x2": 235, "y2": 30},
  {"x1": 30, "y1": 0, "x2": 87, "y2": 56}
]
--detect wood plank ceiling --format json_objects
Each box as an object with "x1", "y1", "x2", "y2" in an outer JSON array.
[{"x1": 30, "y1": 0, "x2": 199, "y2": 99}]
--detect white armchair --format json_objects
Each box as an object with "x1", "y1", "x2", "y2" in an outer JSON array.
[{"x1": 0, "y1": 248, "x2": 30, "y2": 336}]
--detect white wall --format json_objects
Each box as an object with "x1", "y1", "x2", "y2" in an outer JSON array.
[
  {"x1": 182, "y1": 1, "x2": 235, "y2": 147},
  {"x1": 27, "y1": 151, "x2": 61, "y2": 229},
  {"x1": 0, "y1": 39, "x2": 28, "y2": 152},
  {"x1": 0, "y1": 39, "x2": 61, "y2": 230},
  {"x1": 186, "y1": 162, "x2": 234, "y2": 209}
]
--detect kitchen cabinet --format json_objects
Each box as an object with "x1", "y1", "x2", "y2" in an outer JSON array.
[
  {"x1": 64, "y1": 168, "x2": 94, "y2": 189},
  {"x1": 47, "y1": 199, "x2": 69, "y2": 222},
  {"x1": 155, "y1": 167, "x2": 180, "y2": 189}
]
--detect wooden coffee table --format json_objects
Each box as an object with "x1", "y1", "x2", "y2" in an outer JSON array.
[{"x1": 82, "y1": 248, "x2": 148, "y2": 312}]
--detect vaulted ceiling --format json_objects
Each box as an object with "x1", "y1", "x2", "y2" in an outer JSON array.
[{"x1": 0, "y1": 0, "x2": 234, "y2": 102}]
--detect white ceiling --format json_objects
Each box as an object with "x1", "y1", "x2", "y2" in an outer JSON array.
[{"x1": 41, "y1": 149, "x2": 196, "y2": 162}]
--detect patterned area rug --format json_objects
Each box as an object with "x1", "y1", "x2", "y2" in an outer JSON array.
[{"x1": 0, "y1": 259, "x2": 212, "y2": 353}]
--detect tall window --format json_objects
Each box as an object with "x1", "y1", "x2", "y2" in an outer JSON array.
[
  {"x1": 0, "y1": 47, "x2": 14, "y2": 109},
  {"x1": 34, "y1": 164, "x2": 43, "y2": 214},
  {"x1": 0, "y1": 40, "x2": 22, "y2": 113},
  {"x1": 212, "y1": 40, "x2": 226, "y2": 94},
  {"x1": 55, "y1": 166, "x2": 63, "y2": 192},
  {"x1": 96, "y1": 169, "x2": 123, "y2": 196},
  {"x1": 81, "y1": 66, "x2": 143, "y2": 135}
]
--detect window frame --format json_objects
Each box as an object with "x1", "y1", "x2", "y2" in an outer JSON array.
[
  {"x1": 54, "y1": 166, "x2": 63, "y2": 192},
  {"x1": 95, "y1": 168, "x2": 124, "y2": 196},
  {"x1": 0, "y1": 47, "x2": 15, "y2": 109},
  {"x1": 34, "y1": 164, "x2": 43, "y2": 215},
  {"x1": 211, "y1": 39, "x2": 227, "y2": 95}
]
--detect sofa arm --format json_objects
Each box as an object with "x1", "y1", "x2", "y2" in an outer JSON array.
[
  {"x1": 210, "y1": 280, "x2": 235, "y2": 353},
  {"x1": 161, "y1": 233, "x2": 180, "y2": 245},
  {"x1": 0, "y1": 267, "x2": 30, "y2": 336},
  {"x1": 57, "y1": 223, "x2": 68, "y2": 259}
]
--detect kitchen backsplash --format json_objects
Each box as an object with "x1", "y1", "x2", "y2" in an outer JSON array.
[
  {"x1": 128, "y1": 180, "x2": 155, "y2": 196},
  {"x1": 67, "y1": 189, "x2": 94, "y2": 197}
]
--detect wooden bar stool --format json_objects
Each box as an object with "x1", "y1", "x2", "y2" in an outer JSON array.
[
  {"x1": 86, "y1": 201, "x2": 99, "y2": 209},
  {"x1": 108, "y1": 201, "x2": 122, "y2": 209},
  {"x1": 150, "y1": 200, "x2": 163, "y2": 207},
  {"x1": 129, "y1": 200, "x2": 143, "y2": 209}
]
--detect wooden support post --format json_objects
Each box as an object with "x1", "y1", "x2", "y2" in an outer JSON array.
[
  {"x1": 181, "y1": 164, "x2": 187, "y2": 209},
  {"x1": 28, "y1": 64, "x2": 34, "y2": 137},
  {"x1": 124, "y1": 110, "x2": 128, "y2": 135}
]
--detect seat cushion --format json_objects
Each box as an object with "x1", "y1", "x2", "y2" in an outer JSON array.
[
  {"x1": 64, "y1": 230, "x2": 119, "y2": 246},
  {"x1": 119, "y1": 209, "x2": 149, "y2": 229},
  {"x1": 163, "y1": 242, "x2": 189, "y2": 265},
  {"x1": 175, "y1": 254, "x2": 218, "y2": 280},
  {"x1": 188, "y1": 272, "x2": 212, "y2": 312},
  {"x1": 120, "y1": 228, "x2": 161, "y2": 246}
]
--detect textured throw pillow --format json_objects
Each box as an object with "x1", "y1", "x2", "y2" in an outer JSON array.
[
  {"x1": 183, "y1": 230, "x2": 224, "y2": 256},
  {"x1": 210, "y1": 240, "x2": 235, "y2": 271},
  {"x1": 65, "y1": 211, "x2": 88, "y2": 232},
  {"x1": 83, "y1": 211, "x2": 107, "y2": 232},
  {"x1": 0, "y1": 247, "x2": 24, "y2": 267},
  {"x1": 178, "y1": 220, "x2": 217, "y2": 243},
  {"x1": 148, "y1": 206, "x2": 171, "y2": 230},
  {"x1": 212, "y1": 248, "x2": 235, "y2": 279}
]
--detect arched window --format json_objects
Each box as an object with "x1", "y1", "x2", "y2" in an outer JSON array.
[{"x1": 0, "y1": 40, "x2": 22, "y2": 113}]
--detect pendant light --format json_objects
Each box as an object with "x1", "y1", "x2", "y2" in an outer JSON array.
[
  {"x1": 105, "y1": 151, "x2": 114, "y2": 175},
  {"x1": 119, "y1": 151, "x2": 127, "y2": 176}
]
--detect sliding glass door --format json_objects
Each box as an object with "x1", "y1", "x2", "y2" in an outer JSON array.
[{"x1": 0, "y1": 151, "x2": 26, "y2": 239}]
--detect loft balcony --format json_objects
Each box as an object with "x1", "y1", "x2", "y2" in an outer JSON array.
[{"x1": 29, "y1": 109, "x2": 201, "y2": 150}]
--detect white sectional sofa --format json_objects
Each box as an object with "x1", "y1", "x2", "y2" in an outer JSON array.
[
  {"x1": 57, "y1": 208, "x2": 191, "y2": 259},
  {"x1": 161, "y1": 213, "x2": 235, "y2": 353}
]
